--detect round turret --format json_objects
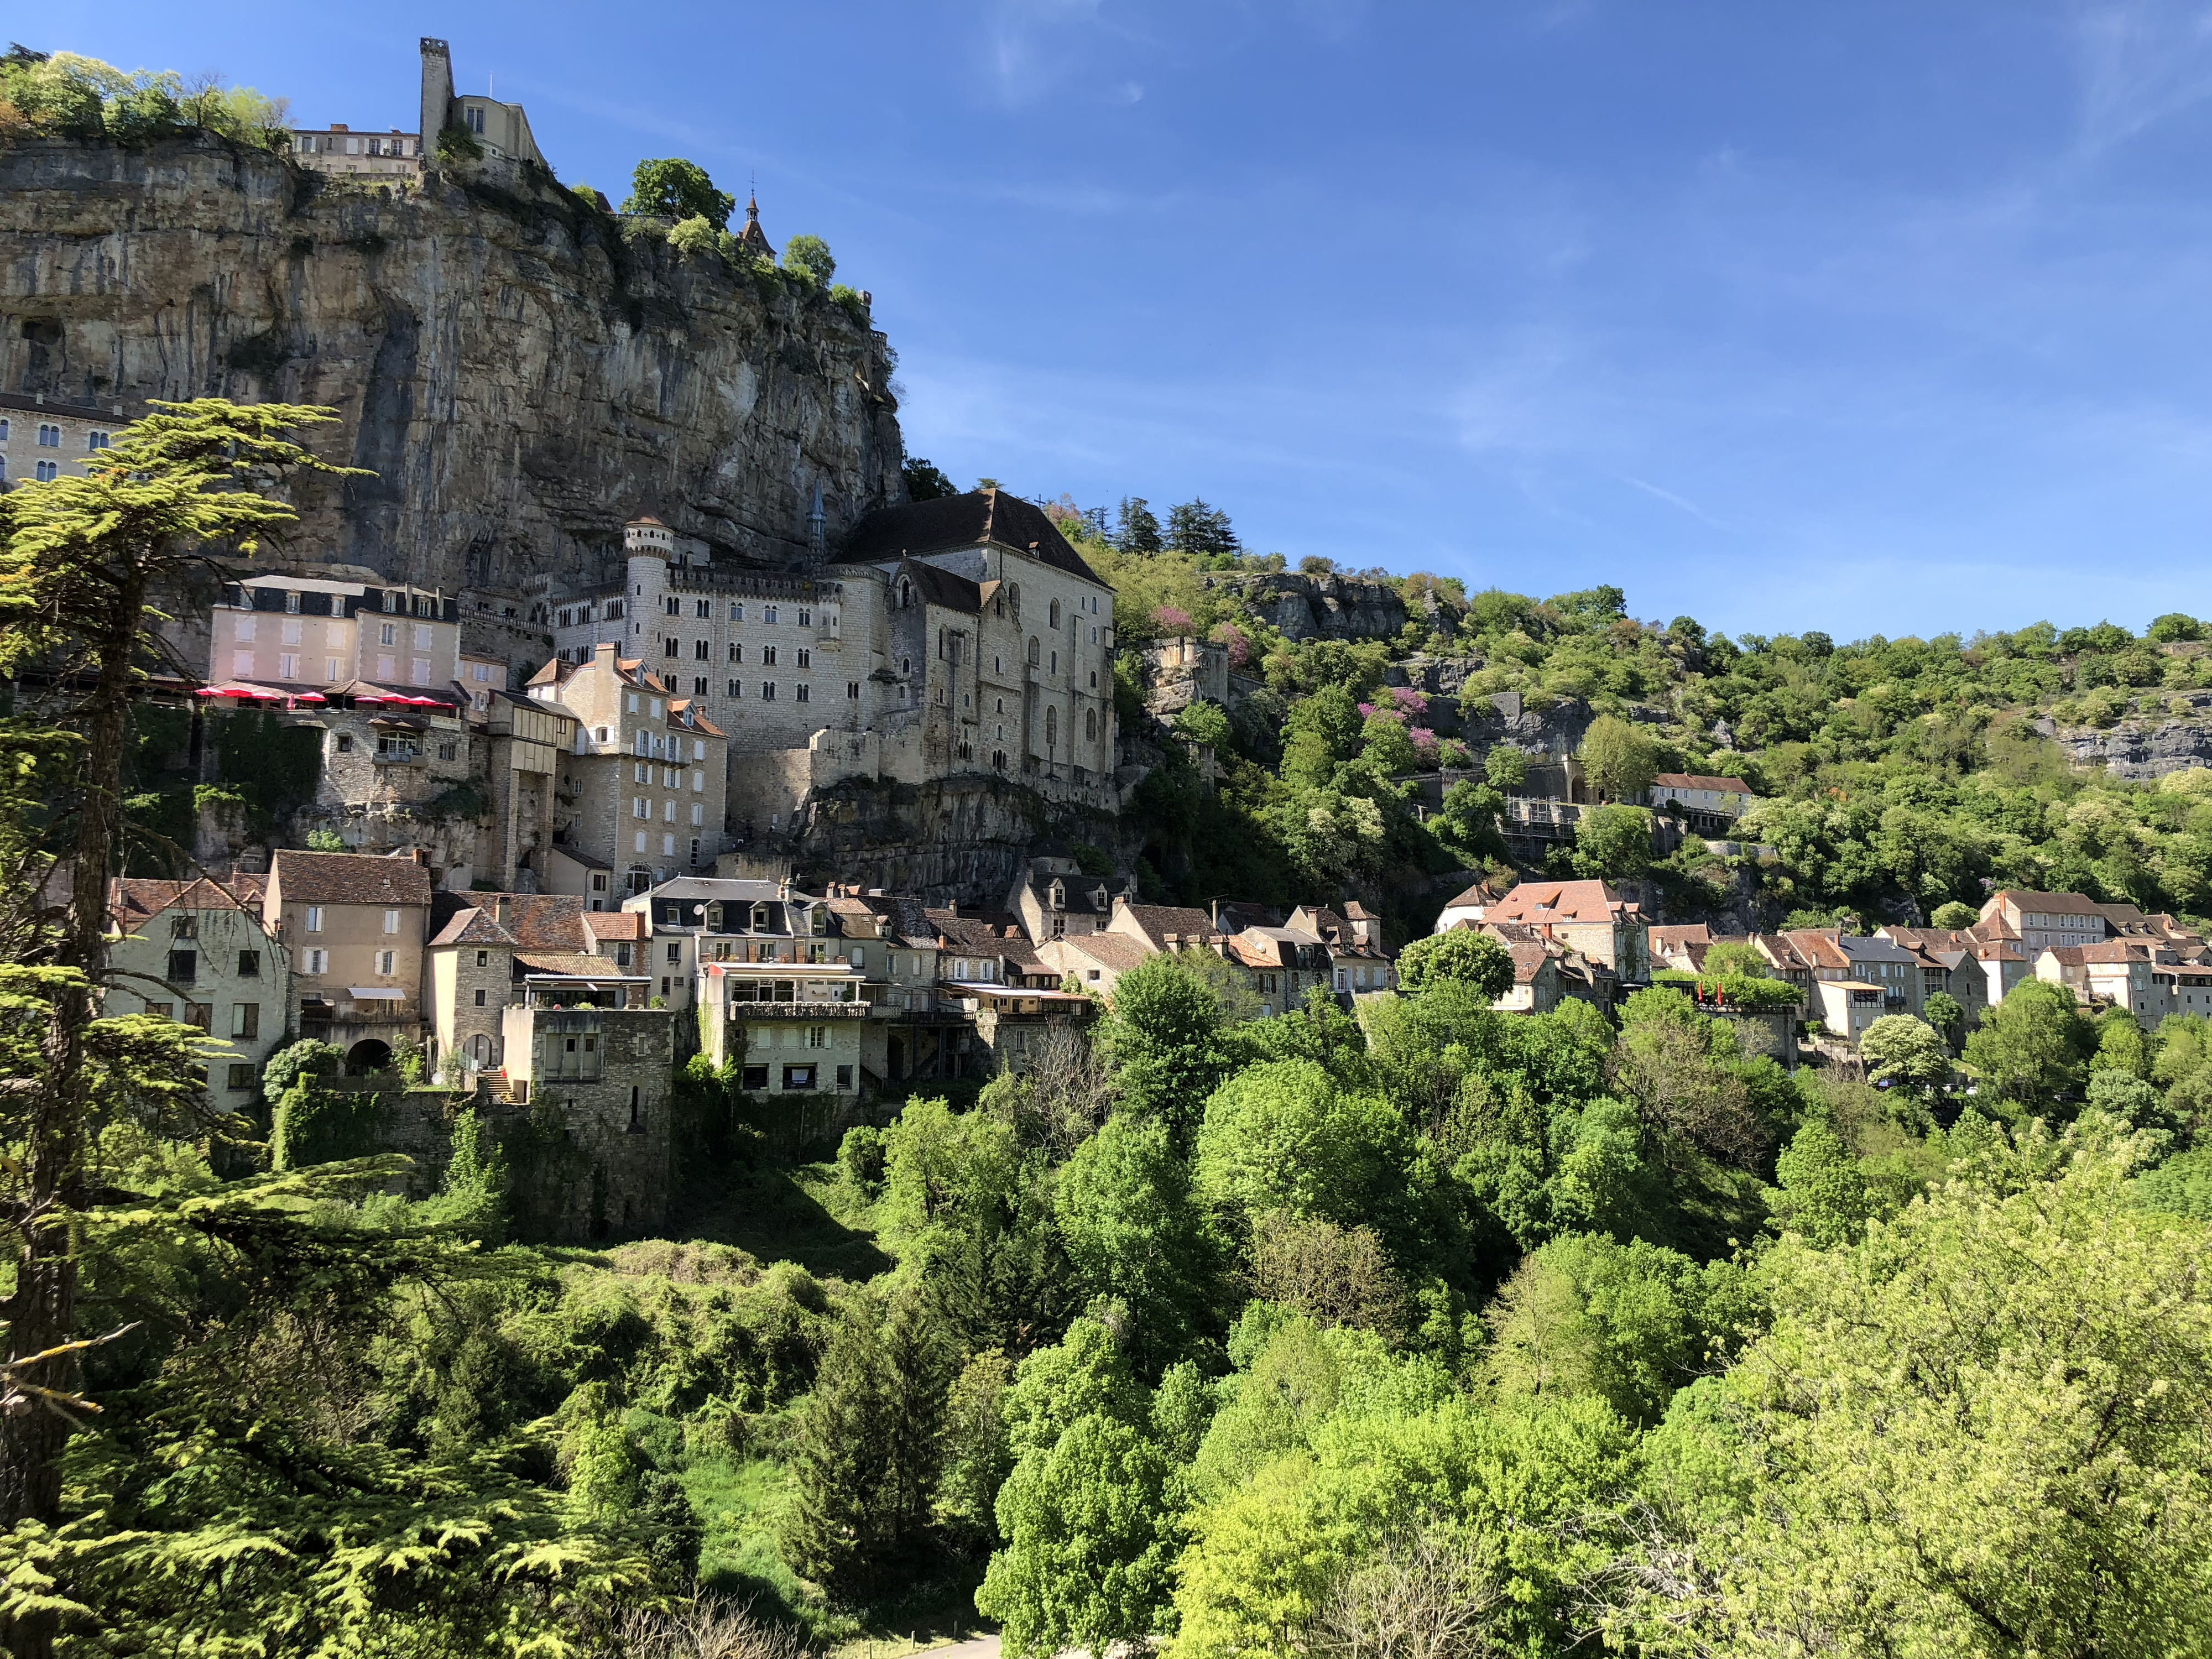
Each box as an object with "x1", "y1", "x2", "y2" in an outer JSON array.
[{"x1": 625, "y1": 517, "x2": 674, "y2": 559}]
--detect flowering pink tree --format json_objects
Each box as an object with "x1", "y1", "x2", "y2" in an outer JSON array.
[
  {"x1": 1152, "y1": 604, "x2": 1193, "y2": 633},
  {"x1": 1212, "y1": 621, "x2": 1251, "y2": 667},
  {"x1": 1410, "y1": 726, "x2": 1440, "y2": 761},
  {"x1": 1387, "y1": 686, "x2": 1430, "y2": 716}
]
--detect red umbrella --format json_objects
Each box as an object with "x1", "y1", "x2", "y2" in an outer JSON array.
[{"x1": 291, "y1": 692, "x2": 328, "y2": 703}]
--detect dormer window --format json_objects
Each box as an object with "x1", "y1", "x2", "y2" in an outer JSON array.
[
  {"x1": 1092, "y1": 886, "x2": 1109, "y2": 910},
  {"x1": 752, "y1": 904, "x2": 770, "y2": 931},
  {"x1": 1049, "y1": 882, "x2": 1066, "y2": 910}
]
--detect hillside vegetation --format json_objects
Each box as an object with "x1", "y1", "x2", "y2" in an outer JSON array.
[{"x1": 1074, "y1": 516, "x2": 2212, "y2": 933}]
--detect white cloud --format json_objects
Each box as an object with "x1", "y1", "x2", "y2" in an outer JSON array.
[{"x1": 2073, "y1": 0, "x2": 2212, "y2": 153}]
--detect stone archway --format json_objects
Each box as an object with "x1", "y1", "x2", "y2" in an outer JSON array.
[{"x1": 346, "y1": 1038, "x2": 392, "y2": 1075}]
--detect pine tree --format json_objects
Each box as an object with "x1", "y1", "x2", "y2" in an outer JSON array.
[
  {"x1": 880, "y1": 1286, "x2": 952, "y2": 1540},
  {"x1": 780, "y1": 1307, "x2": 894, "y2": 1593},
  {"x1": 1116, "y1": 496, "x2": 1161, "y2": 555}
]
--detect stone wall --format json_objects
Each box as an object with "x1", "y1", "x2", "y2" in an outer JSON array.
[
  {"x1": 0, "y1": 134, "x2": 903, "y2": 596},
  {"x1": 501, "y1": 1004, "x2": 675, "y2": 1239}
]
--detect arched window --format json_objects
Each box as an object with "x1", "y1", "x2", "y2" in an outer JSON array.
[
  {"x1": 1049, "y1": 599, "x2": 1061, "y2": 628},
  {"x1": 899, "y1": 578, "x2": 914, "y2": 609},
  {"x1": 1085, "y1": 708, "x2": 1097, "y2": 741},
  {"x1": 1045, "y1": 706, "x2": 1057, "y2": 747},
  {"x1": 1008, "y1": 584, "x2": 1021, "y2": 621},
  {"x1": 1027, "y1": 637, "x2": 1040, "y2": 666}
]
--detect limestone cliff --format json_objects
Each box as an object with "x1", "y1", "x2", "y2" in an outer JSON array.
[
  {"x1": 2044, "y1": 695, "x2": 2212, "y2": 780},
  {"x1": 1201, "y1": 570, "x2": 1413, "y2": 643},
  {"x1": 0, "y1": 134, "x2": 904, "y2": 593}
]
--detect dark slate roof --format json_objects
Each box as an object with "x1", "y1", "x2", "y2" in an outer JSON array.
[
  {"x1": 903, "y1": 560, "x2": 985, "y2": 615},
  {"x1": 838, "y1": 490, "x2": 1105, "y2": 587}
]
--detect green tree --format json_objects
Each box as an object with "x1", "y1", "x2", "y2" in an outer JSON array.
[
  {"x1": 904, "y1": 456, "x2": 957, "y2": 500},
  {"x1": 1116, "y1": 497, "x2": 1162, "y2": 555},
  {"x1": 1930, "y1": 900, "x2": 1980, "y2": 929},
  {"x1": 1963, "y1": 980, "x2": 2094, "y2": 1118},
  {"x1": 1100, "y1": 954, "x2": 1231, "y2": 1135},
  {"x1": 1574, "y1": 804, "x2": 1653, "y2": 880},
  {"x1": 977, "y1": 1321, "x2": 1181, "y2": 1656},
  {"x1": 621, "y1": 157, "x2": 735, "y2": 227},
  {"x1": 1165, "y1": 499, "x2": 1239, "y2": 556},
  {"x1": 1860, "y1": 1015, "x2": 1953, "y2": 1092},
  {"x1": 1057, "y1": 1115, "x2": 1220, "y2": 1370},
  {"x1": 1394, "y1": 930, "x2": 1515, "y2": 1001},
  {"x1": 780, "y1": 1289, "x2": 946, "y2": 1593},
  {"x1": 1175, "y1": 700, "x2": 1232, "y2": 749},
  {"x1": 1623, "y1": 1136, "x2": 2212, "y2": 1657},
  {"x1": 1768, "y1": 1115, "x2": 1874, "y2": 1248},
  {"x1": 1483, "y1": 744, "x2": 1530, "y2": 789},
  {"x1": 1360, "y1": 711, "x2": 1418, "y2": 773},
  {"x1": 0, "y1": 398, "x2": 358, "y2": 1544},
  {"x1": 1579, "y1": 713, "x2": 1664, "y2": 803},
  {"x1": 1922, "y1": 990, "x2": 1964, "y2": 1044},
  {"x1": 781, "y1": 233, "x2": 836, "y2": 286}
]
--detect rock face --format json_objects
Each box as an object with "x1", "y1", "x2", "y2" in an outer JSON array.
[
  {"x1": 0, "y1": 135, "x2": 904, "y2": 595},
  {"x1": 2051, "y1": 704, "x2": 2212, "y2": 780},
  {"x1": 1203, "y1": 571, "x2": 1410, "y2": 643},
  {"x1": 720, "y1": 776, "x2": 1134, "y2": 909}
]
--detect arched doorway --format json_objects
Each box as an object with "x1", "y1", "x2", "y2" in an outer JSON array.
[
  {"x1": 468, "y1": 1033, "x2": 494, "y2": 1069},
  {"x1": 346, "y1": 1038, "x2": 391, "y2": 1076}
]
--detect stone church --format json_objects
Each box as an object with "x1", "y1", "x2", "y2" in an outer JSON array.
[{"x1": 546, "y1": 491, "x2": 1119, "y2": 836}]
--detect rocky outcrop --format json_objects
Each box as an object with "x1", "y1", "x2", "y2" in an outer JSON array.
[
  {"x1": 1202, "y1": 571, "x2": 1410, "y2": 643},
  {"x1": 0, "y1": 135, "x2": 903, "y2": 594},
  {"x1": 719, "y1": 775, "x2": 1134, "y2": 909},
  {"x1": 2048, "y1": 703, "x2": 2212, "y2": 780}
]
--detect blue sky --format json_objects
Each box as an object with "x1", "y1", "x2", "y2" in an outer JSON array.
[{"x1": 63, "y1": 2, "x2": 2212, "y2": 641}]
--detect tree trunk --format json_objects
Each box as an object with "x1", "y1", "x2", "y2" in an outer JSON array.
[{"x1": 0, "y1": 565, "x2": 144, "y2": 1658}]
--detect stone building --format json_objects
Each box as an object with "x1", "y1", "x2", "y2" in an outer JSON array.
[
  {"x1": 499, "y1": 1000, "x2": 673, "y2": 1238},
  {"x1": 286, "y1": 36, "x2": 543, "y2": 178},
  {"x1": 1139, "y1": 636, "x2": 1230, "y2": 719},
  {"x1": 0, "y1": 391, "x2": 125, "y2": 487},
  {"x1": 1007, "y1": 855, "x2": 1132, "y2": 943},
  {"x1": 1485, "y1": 880, "x2": 1650, "y2": 984},
  {"x1": 624, "y1": 877, "x2": 833, "y2": 1013},
  {"x1": 262, "y1": 849, "x2": 433, "y2": 1068},
  {"x1": 106, "y1": 875, "x2": 291, "y2": 1106},
  {"x1": 528, "y1": 643, "x2": 730, "y2": 895},
  {"x1": 546, "y1": 493, "x2": 1119, "y2": 829},
  {"x1": 426, "y1": 893, "x2": 648, "y2": 1073},
  {"x1": 473, "y1": 688, "x2": 576, "y2": 893},
  {"x1": 696, "y1": 957, "x2": 868, "y2": 1099},
  {"x1": 200, "y1": 568, "x2": 463, "y2": 694}
]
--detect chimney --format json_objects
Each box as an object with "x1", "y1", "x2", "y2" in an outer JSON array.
[
  {"x1": 494, "y1": 896, "x2": 511, "y2": 925},
  {"x1": 410, "y1": 848, "x2": 430, "y2": 867}
]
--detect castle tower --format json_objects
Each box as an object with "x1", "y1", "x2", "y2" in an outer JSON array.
[
  {"x1": 419, "y1": 38, "x2": 453, "y2": 153},
  {"x1": 625, "y1": 516, "x2": 674, "y2": 624}
]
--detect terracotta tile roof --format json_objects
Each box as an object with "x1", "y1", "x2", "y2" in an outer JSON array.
[
  {"x1": 1649, "y1": 924, "x2": 1713, "y2": 951},
  {"x1": 515, "y1": 950, "x2": 639, "y2": 978},
  {"x1": 428, "y1": 894, "x2": 591, "y2": 951},
  {"x1": 839, "y1": 489, "x2": 1105, "y2": 587},
  {"x1": 269, "y1": 850, "x2": 432, "y2": 908},
  {"x1": 1439, "y1": 884, "x2": 1491, "y2": 911},
  {"x1": 1503, "y1": 939, "x2": 1552, "y2": 984},
  {"x1": 1489, "y1": 880, "x2": 1637, "y2": 925},
  {"x1": 582, "y1": 910, "x2": 650, "y2": 942},
  {"x1": 1649, "y1": 773, "x2": 1755, "y2": 794}
]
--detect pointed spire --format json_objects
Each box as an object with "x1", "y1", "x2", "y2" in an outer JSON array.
[{"x1": 732, "y1": 184, "x2": 774, "y2": 259}]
